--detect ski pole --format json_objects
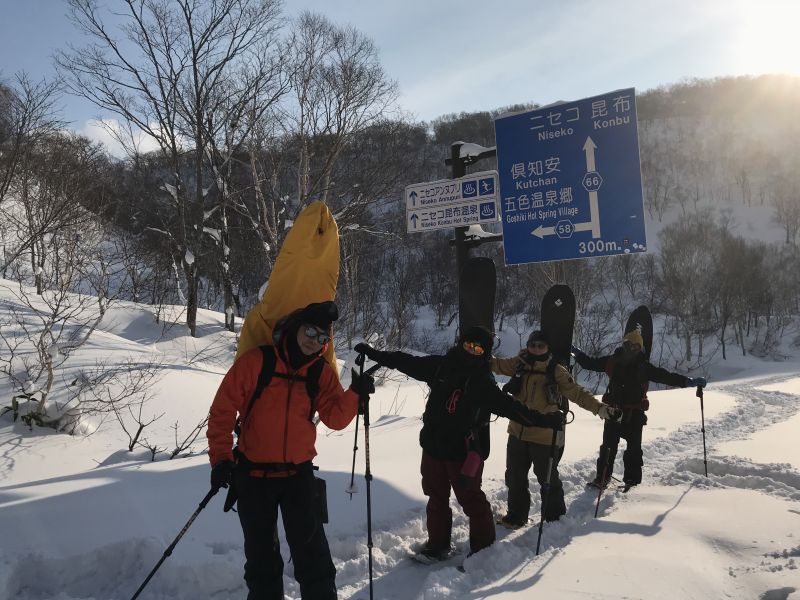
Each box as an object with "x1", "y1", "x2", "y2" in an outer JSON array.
[
  {"x1": 697, "y1": 385, "x2": 708, "y2": 477},
  {"x1": 346, "y1": 411, "x2": 360, "y2": 499},
  {"x1": 536, "y1": 412, "x2": 563, "y2": 556},
  {"x1": 593, "y1": 446, "x2": 611, "y2": 518},
  {"x1": 130, "y1": 487, "x2": 219, "y2": 600},
  {"x1": 355, "y1": 354, "x2": 380, "y2": 600}
]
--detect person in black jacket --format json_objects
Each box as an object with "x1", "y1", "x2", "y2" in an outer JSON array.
[
  {"x1": 355, "y1": 326, "x2": 562, "y2": 561},
  {"x1": 572, "y1": 330, "x2": 707, "y2": 489}
]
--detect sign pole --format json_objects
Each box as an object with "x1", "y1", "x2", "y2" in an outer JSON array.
[{"x1": 450, "y1": 142, "x2": 470, "y2": 295}]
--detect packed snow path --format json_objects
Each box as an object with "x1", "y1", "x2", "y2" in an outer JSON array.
[{"x1": 332, "y1": 374, "x2": 800, "y2": 600}]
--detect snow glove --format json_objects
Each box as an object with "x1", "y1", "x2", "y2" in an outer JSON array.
[
  {"x1": 570, "y1": 345, "x2": 587, "y2": 361},
  {"x1": 354, "y1": 342, "x2": 378, "y2": 362},
  {"x1": 686, "y1": 377, "x2": 707, "y2": 388},
  {"x1": 533, "y1": 410, "x2": 566, "y2": 431},
  {"x1": 350, "y1": 368, "x2": 375, "y2": 396},
  {"x1": 210, "y1": 460, "x2": 235, "y2": 491},
  {"x1": 598, "y1": 405, "x2": 623, "y2": 422}
]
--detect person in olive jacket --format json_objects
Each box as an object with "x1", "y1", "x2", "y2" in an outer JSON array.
[
  {"x1": 355, "y1": 326, "x2": 563, "y2": 561},
  {"x1": 572, "y1": 329, "x2": 707, "y2": 489},
  {"x1": 491, "y1": 330, "x2": 620, "y2": 528}
]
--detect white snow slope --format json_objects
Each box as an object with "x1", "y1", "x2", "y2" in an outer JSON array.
[{"x1": 0, "y1": 279, "x2": 798, "y2": 600}]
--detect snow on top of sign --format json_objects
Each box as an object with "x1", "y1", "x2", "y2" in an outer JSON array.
[
  {"x1": 464, "y1": 224, "x2": 497, "y2": 238},
  {"x1": 458, "y1": 142, "x2": 496, "y2": 159}
]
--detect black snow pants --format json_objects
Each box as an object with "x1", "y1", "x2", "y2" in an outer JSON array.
[
  {"x1": 235, "y1": 466, "x2": 336, "y2": 600},
  {"x1": 505, "y1": 434, "x2": 566, "y2": 523},
  {"x1": 595, "y1": 410, "x2": 647, "y2": 486}
]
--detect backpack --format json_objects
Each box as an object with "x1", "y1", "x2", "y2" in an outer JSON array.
[
  {"x1": 544, "y1": 359, "x2": 570, "y2": 413},
  {"x1": 501, "y1": 358, "x2": 570, "y2": 413},
  {"x1": 235, "y1": 345, "x2": 327, "y2": 436},
  {"x1": 602, "y1": 356, "x2": 650, "y2": 410}
]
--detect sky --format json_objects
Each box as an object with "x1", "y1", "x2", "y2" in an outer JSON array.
[{"x1": 1, "y1": 0, "x2": 800, "y2": 153}]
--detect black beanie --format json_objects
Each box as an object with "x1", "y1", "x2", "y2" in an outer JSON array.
[
  {"x1": 460, "y1": 325, "x2": 494, "y2": 352},
  {"x1": 526, "y1": 330, "x2": 549, "y2": 346},
  {"x1": 297, "y1": 301, "x2": 338, "y2": 331}
]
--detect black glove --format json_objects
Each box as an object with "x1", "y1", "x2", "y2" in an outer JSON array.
[
  {"x1": 570, "y1": 345, "x2": 586, "y2": 359},
  {"x1": 539, "y1": 410, "x2": 565, "y2": 431},
  {"x1": 354, "y1": 342, "x2": 376, "y2": 360},
  {"x1": 686, "y1": 377, "x2": 707, "y2": 388},
  {"x1": 350, "y1": 368, "x2": 375, "y2": 396},
  {"x1": 598, "y1": 405, "x2": 623, "y2": 422},
  {"x1": 211, "y1": 460, "x2": 234, "y2": 491}
]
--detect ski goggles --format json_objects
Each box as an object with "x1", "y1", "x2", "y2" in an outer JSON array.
[
  {"x1": 462, "y1": 340, "x2": 485, "y2": 356},
  {"x1": 303, "y1": 325, "x2": 331, "y2": 345},
  {"x1": 527, "y1": 341, "x2": 548, "y2": 351},
  {"x1": 623, "y1": 341, "x2": 642, "y2": 353}
]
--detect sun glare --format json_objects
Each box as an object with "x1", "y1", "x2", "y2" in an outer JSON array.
[{"x1": 734, "y1": 1, "x2": 800, "y2": 76}]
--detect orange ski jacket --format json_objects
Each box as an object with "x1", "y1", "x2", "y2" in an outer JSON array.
[{"x1": 207, "y1": 346, "x2": 358, "y2": 467}]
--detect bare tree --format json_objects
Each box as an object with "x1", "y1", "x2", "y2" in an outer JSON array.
[
  {"x1": 200, "y1": 41, "x2": 288, "y2": 331},
  {"x1": 771, "y1": 174, "x2": 800, "y2": 247},
  {"x1": 284, "y1": 12, "x2": 398, "y2": 208},
  {"x1": 58, "y1": 0, "x2": 283, "y2": 337},
  {"x1": 169, "y1": 414, "x2": 209, "y2": 458},
  {"x1": 657, "y1": 213, "x2": 717, "y2": 362},
  {"x1": 0, "y1": 74, "x2": 62, "y2": 208}
]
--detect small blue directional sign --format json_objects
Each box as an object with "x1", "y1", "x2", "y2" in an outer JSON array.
[
  {"x1": 494, "y1": 88, "x2": 646, "y2": 265},
  {"x1": 405, "y1": 170, "x2": 499, "y2": 233}
]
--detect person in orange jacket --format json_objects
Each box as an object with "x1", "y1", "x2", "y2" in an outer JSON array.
[{"x1": 207, "y1": 301, "x2": 373, "y2": 600}]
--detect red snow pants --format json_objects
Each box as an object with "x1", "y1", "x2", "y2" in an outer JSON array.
[{"x1": 420, "y1": 451, "x2": 496, "y2": 554}]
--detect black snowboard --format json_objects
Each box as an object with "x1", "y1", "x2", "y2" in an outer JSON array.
[
  {"x1": 625, "y1": 305, "x2": 653, "y2": 359},
  {"x1": 540, "y1": 284, "x2": 575, "y2": 368},
  {"x1": 458, "y1": 256, "x2": 496, "y2": 458},
  {"x1": 458, "y1": 257, "x2": 496, "y2": 335}
]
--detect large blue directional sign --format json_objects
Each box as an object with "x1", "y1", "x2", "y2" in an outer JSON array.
[{"x1": 494, "y1": 88, "x2": 646, "y2": 265}]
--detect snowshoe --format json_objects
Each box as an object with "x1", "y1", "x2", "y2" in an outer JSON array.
[
  {"x1": 496, "y1": 515, "x2": 527, "y2": 530},
  {"x1": 409, "y1": 543, "x2": 456, "y2": 565},
  {"x1": 586, "y1": 478, "x2": 610, "y2": 490}
]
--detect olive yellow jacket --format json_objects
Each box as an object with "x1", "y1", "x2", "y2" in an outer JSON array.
[{"x1": 491, "y1": 351, "x2": 603, "y2": 446}]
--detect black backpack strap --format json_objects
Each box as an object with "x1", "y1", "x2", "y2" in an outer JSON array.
[
  {"x1": 546, "y1": 360, "x2": 570, "y2": 412},
  {"x1": 305, "y1": 357, "x2": 327, "y2": 421},
  {"x1": 236, "y1": 345, "x2": 276, "y2": 436},
  {"x1": 267, "y1": 355, "x2": 327, "y2": 422}
]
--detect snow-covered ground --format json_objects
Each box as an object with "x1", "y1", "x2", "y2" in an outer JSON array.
[{"x1": 1, "y1": 279, "x2": 799, "y2": 600}]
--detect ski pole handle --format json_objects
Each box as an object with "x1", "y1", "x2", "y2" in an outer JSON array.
[{"x1": 355, "y1": 353, "x2": 381, "y2": 376}]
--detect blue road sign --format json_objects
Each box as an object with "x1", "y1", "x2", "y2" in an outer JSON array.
[{"x1": 494, "y1": 88, "x2": 646, "y2": 265}]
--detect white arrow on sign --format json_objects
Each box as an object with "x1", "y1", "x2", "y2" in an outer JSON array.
[
  {"x1": 532, "y1": 224, "x2": 555, "y2": 238},
  {"x1": 583, "y1": 136, "x2": 601, "y2": 238},
  {"x1": 531, "y1": 221, "x2": 597, "y2": 239},
  {"x1": 531, "y1": 136, "x2": 602, "y2": 239},
  {"x1": 583, "y1": 137, "x2": 597, "y2": 172}
]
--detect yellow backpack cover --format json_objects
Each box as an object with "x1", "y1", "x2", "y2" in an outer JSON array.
[{"x1": 236, "y1": 201, "x2": 340, "y2": 378}]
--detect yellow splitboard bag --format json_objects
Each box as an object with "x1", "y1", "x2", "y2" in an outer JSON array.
[{"x1": 236, "y1": 201, "x2": 340, "y2": 378}]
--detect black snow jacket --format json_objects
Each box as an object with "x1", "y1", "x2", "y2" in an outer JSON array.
[
  {"x1": 365, "y1": 347, "x2": 557, "y2": 461},
  {"x1": 573, "y1": 347, "x2": 690, "y2": 411}
]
